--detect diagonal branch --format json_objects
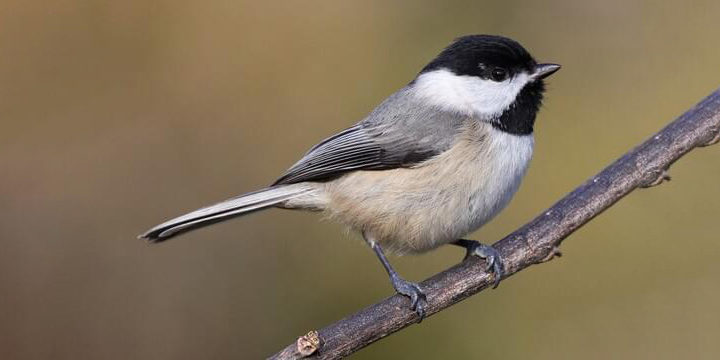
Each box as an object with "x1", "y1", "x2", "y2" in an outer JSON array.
[{"x1": 270, "y1": 88, "x2": 720, "y2": 360}]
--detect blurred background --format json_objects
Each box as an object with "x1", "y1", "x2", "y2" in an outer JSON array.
[{"x1": 2, "y1": 1, "x2": 720, "y2": 359}]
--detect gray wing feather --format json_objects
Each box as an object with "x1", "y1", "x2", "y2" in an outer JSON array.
[
  {"x1": 273, "y1": 87, "x2": 467, "y2": 185},
  {"x1": 272, "y1": 125, "x2": 389, "y2": 185}
]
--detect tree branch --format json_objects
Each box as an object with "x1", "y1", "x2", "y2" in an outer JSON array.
[{"x1": 270, "y1": 88, "x2": 720, "y2": 360}]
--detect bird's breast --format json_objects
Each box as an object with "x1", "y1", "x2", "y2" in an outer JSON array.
[{"x1": 324, "y1": 125, "x2": 534, "y2": 254}]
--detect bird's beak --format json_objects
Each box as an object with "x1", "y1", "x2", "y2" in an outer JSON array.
[{"x1": 530, "y1": 63, "x2": 561, "y2": 81}]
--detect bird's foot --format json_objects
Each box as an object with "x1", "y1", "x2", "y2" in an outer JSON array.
[
  {"x1": 390, "y1": 275, "x2": 427, "y2": 321},
  {"x1": 456, "y1": 239, "x2": 505, "y2": 289}
]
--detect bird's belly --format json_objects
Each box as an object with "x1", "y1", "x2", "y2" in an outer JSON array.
[{"x1": 324, "y1": 131, "x2": 534, "y2": 254}]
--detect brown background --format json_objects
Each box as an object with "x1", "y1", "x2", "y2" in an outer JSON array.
[{"x1": 2, "y1": 1, "x2": 720, "y2": 359}]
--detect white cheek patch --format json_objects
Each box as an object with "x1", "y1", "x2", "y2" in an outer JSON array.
[{"x1": 413, "y1": 69, "x2": 530, "y2": 119}]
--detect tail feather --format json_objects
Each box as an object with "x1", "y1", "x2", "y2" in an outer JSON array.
[{"x1": 139, "y1": 184, "x2": 314, "y2": 242}]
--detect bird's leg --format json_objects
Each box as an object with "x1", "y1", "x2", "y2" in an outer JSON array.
[
  {"x1": 453, "y1": 239, "x2": 504, "y2": 289},
  {"x1": 363, "y1": 232, "x2": 427, "y2": 321}
]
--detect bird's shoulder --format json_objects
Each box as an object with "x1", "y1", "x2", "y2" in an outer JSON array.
[{"x1": 272, "y1": 87, "x2": 469, "y2": 185}]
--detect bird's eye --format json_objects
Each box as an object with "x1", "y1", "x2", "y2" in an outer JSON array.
[{"x1": 490, "y1": 67, "x2": 508, "y2": 82}]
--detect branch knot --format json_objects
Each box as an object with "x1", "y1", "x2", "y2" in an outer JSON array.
[
  {"x1": 537, "y1": 245, "x2": 563, "y2": 263},
  {"x1": 641, "y1": 169, "x2": 671, "y2": 188},
  {"x1": 701, "y1": 128, "x2": 720, "y2": 147},
  {"x1": 296, "y1": 331, "x2": 321, "y2": 357}
]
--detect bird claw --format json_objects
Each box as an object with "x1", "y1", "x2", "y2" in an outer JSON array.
[
  {"x1": 462, "y1": 241, "x2": 505, "y2": 289},
  {"x1": 390, "y1": 276, "x2": 427, "y2": 322}
]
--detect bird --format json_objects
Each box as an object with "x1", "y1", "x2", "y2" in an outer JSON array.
[{"x1": 140, "y1": 34, "x2": 560, "y2": 320}]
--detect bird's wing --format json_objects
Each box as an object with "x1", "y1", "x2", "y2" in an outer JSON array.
[
  {"x1": 272, "y1": 125, "x2": 431, "y2": 185},
  {"x1": 273, "y1": 88, "x2": 466, "y2": 185}
]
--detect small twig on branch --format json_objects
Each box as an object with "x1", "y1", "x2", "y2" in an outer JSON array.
[{"x1": 270, "y1": 88, "x2": 720, "y2": 360}]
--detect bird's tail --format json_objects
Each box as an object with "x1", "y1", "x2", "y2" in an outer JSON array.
[{"x1": 139, "y1": 184, "x2": 316, "y2": 243}]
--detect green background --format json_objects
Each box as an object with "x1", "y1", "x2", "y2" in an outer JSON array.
[{"x1": 2, "y1": 1, "x2": 720, "y2": 359}]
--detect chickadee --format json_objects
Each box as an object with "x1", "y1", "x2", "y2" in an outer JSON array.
[{"x1": 141, "y1": 34, "x2": 560, "y2": 320}]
